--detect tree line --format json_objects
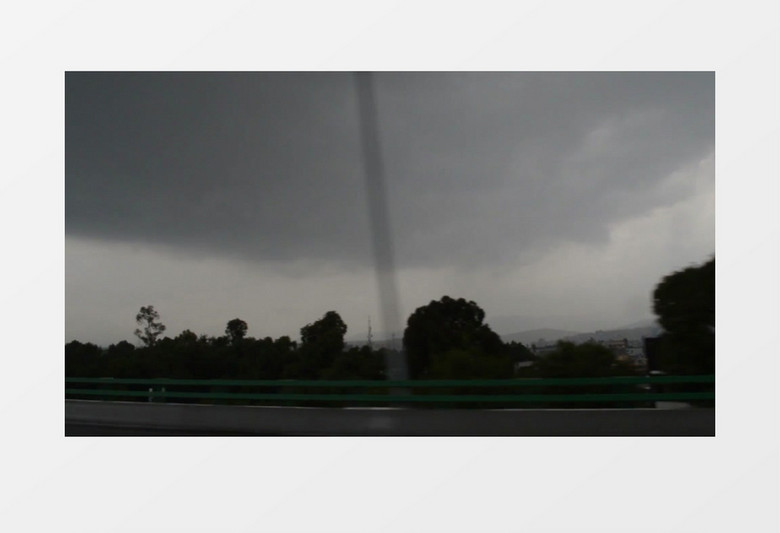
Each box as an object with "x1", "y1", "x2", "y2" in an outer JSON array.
[{"x1": 65, "y1": 256, "x2": 714, "y2": 381}]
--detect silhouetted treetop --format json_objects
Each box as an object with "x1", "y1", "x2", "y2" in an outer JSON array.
[
  {"x1": 225, "y1": 318, "x2": 248, "y2": 345},
  {"x1": 653, "y1": 257, "x2": 714, "y2": 336},
  {"x1": 134, "y1": 305, "x2": 166, "y2": 347},
  {"x1": 652, "y1": 256, "x2": 715, "y2": 375},
  {"x1": 300, "y1": 311, "x2": 347, "y2": 353},
  {"x1": 403, "y1": 296, "x2": 505, "y2": 379}
]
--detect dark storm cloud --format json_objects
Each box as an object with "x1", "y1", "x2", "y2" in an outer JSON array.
[
  {"x1": 66, "y1": 72, "x2": 371, "y2": 263},
  {"x1": 375, "y1": 72, "x2": 713, "y2": 267},
  {"x1": 66, "y1": 72, "x2": 714, "y2": 269}
]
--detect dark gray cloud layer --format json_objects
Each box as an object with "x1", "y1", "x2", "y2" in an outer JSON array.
[{"x1": 66, "y1": 72, "x2": 714, "y2": 269}]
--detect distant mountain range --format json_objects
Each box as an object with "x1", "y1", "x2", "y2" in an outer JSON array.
[
  {"x1": 346, "y1": 319, "x2": 663, "y2": 349},
  {"x1": 501, "y1": 321, "x2": 662, "y2": 346},
  {"x1": 500, "y1": 328, "x2": 581, "y2": 345}
]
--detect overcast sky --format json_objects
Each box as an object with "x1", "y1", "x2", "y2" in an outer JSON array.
[{"x1": 65, "y1": 71, "x2": 714, "y2": 346}]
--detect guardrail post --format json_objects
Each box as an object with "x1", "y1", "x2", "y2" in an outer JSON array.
[
  {"x1": 649, "y1": 370, "x2": 663, "y2": 408},
  {"x1": 147, "y1": 386, "x2": 167, "y2": 403}
]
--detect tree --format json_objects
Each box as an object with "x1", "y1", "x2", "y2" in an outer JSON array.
[
  {"x1": 107, "y1": 340, "x2": 135, "y2": 356},
  {"x1": 534, "y1": 341, "x2": 635, "y2": 378},
  {"x1": 428, "y1": 348, "x2": 512, "y2": 379},
  {"x1": 299, "y1": 311, "x2": 348, "y2": 376},
  {"x1": 505, "y1": 341, "x2": 535, "y2": 367},
  {"x1": 531, "y1": 341, "x2": 640, "y2": 407},
  {"x1": 652, "y1": 256, "x2": 715, "y2": 374},
  {"x1": 175, "y1": 329, "x2": 199, "y2": 345},
  {"x1": 134, "y1": 305, "x2": 166, "y2": 347},
  {"x1": 403, "y1": 296, "x2": 506, "y2": 379},
  {"x1": 65, "y1": 340, "x2": 103, "y2": 377},
  {"x1": 225, "y1": 318, "x2": 248, "y2": 345},
  {"x1": 300, "y1": 311, "x2": 347, "y2": 354},
  {"x1": 323, "y1": 345, "x2": 386, "y2": 380}
]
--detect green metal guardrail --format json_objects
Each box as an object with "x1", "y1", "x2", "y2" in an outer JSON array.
[{"x1": 65, "y1": 375, "x2": 714, "y2": 407}]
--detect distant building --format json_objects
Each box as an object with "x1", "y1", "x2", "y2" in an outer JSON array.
[
  {"x1": 531, "y1": 337, "x2": 646, "y2": 369},
  {"x1": 530, "y1": 342, "x2": 558, "y2": 356},
  {"x1": 626, "y1": 344, "x2": 644, "y2": 359},
  {"x1": 514, "y1": 361, "x2": 534, "y2": 372},
  {"x1": 604, "y1": 338, "x2": 629, "y2": 356}
]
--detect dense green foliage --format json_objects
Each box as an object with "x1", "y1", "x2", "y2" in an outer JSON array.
[
  {"x1": 67, "y1": 309, "x2": 384, "y2": 381},
  {"x1": 403, "y1": 296, "x2": 510, "y2": 378},
  {"x1": 66, "y1": 301, "x2": 540, "y2": 381},
  {"x1": 225, "y1": 318, "x2": 248, "y2": 345},
  {"x1": 533, "y1": 341, "x2": 638, "y2": 378},
  {"x1": 72, "y1": 269, "x2": 718, "y2": 384},
  {"x1": 652, "y1": 257, "x2": 715, "y2": 374}
]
